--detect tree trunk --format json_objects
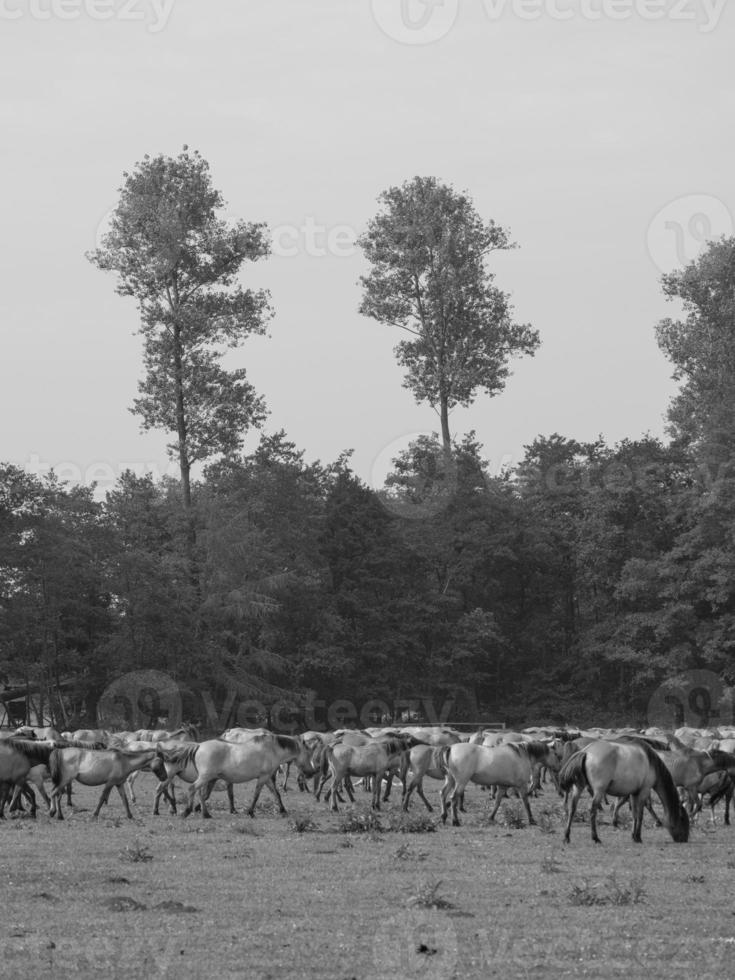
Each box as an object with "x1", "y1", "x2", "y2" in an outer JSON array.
[{"x1": 439, "y1": 394, "x2": 452, "y2": 461}]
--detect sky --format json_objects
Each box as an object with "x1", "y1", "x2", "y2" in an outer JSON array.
[{"x1": 1, "y1": 0, "x2": 734, "y2": 497}]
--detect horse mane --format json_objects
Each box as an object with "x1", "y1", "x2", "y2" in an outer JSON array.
[
  {"x1": 631, "y1": 738, "x2": 689, "y2": 842},
  {"x1": 505, "y1": 742, "x2": 524, "y2": 756},
  {"x1": 708, "y1": 748, "x2": 735, "y2": 770},
  {"x1": 275, "y1": 734, "x2": 299, "y2": 752},
  {"x1": 55, "y1": 739, "x2": 107, "y2": 750},
  {"x1": 524, "y1": 741, "x2": 550, "y2": 762},
  {"x1": 159, "y1": 743, "x2": 199, "y2": 767},
  {"x1": 616, "y1": 733, "x2": 670, "y2": 753},
  {"x1": 6, "y1": 739, "x2": 54, "y2": 764}
]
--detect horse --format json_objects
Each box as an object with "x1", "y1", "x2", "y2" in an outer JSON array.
[
  {"x1": 319, "y1": 737, "x2": 415, "y2": 812},
  {"x1": 559, "y1": 738, "x2": 689, "y2": 844},
  {"x1": 48, "y1": 746, "x2": 161, "y2": 820},
  {"x1": 439, "y1": 741, "x2": 560, "y2": 827},
  {"x1": 152, "y1": 742, "x2": 207, "y2": 816},
  {"x1": 401, "y1": 744, "x2": 466, "y2": 813},
  {"x1": 0, "y1": 740, "x2": 56, "y2": 817},
  {"x1": 123, "y1": 730, "x2": 194, "y2": 803},
  {"x1": 178, "y1": 734, "x2": 313, "y2": 819}
]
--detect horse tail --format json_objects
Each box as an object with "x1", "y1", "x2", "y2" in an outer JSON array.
[
  {"x1": 558, "y1": 749, "x2": 589, "y2": 794},
  {"x1": 437, "y1": 744, "x2": 453, "y2": 774},
  {"x1": 709, "y1": 774, "x2": 733, "y2": 809},
  {"x1": 49, "y1": 749, "x2": 63, "y2": 786}
]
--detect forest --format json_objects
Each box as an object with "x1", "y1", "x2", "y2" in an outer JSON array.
[{"x1": 2, "y1": 148, "x2": 734, "y2": 733}]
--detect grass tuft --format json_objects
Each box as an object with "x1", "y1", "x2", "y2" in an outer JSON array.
[
  {"x1": 289, "y1": 817, "x2": 319, "y2": 833},
  {"x1": 540, "y1": 853, "x2": 563, "y2": 874},
  {"x1": 119, "y1": 839, "x2": 153, "y2": 864},
  {"x1": 570, "y1": 873, "x2": 645, "y2": 907},
  {"x1": 338, "y1": 807, "x2": 384, "y2": 834},
  {"x1": 385, "y1": 812, "x2": 437, "y2": 834},
  {"x1": 407, "y1": 879, "x2": 454, "y2": 910}
]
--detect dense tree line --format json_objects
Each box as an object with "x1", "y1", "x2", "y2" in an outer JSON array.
[{"x1": 2, "y1": 152, "x2": 734, "y2": 731}]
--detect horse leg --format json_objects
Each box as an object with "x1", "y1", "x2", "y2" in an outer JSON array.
[
  {"x1": 127, "y1": 771, "x2": 138, "y2": 804},
  {"x1": 611, "y1": 796, "x2": 626, "y2": 828},
  {"x1": 589, "y1": 793, "x2": 603, "y2": 845},
  {"x1": 93, "y1": 784, "x2": 114, "y2": 818},
  {"x1": 487, "y1": 786, "x2": 507, "y2": 823},
  {"x1": 416, "y1": 780, "x2": 434, "y2": 813},
  {"x1": 262, "y1": 774, "x2": 287, "y2": 816},
  {"x1": 439, "y1": 773, "x2": 454, "y2": 825},
  {"x1": 227, "y1": 782, "x2": 236, "y2": 814},
  {"x1": 247, "y1": 779, "x2": 267, "y2": 818},
  {"x1": 645, "y1": 797, "x2": 663, "y2": 827},
  {"x1": 372, "y1": 773, "x2": 383, "y2": 810},
  {"x1": 116, "y1": 783, "x2": 134, "y2": 819},
  {"x1": 519, "y1": 788, "x2": 536, "y2": 826},
  {"x1": 630, "y1": 792, "x2": 645, "y2": 843},
  {"x1": 382, "y1": 772, "x2": 393, "y2": 804},
  {"x1": 563, "y1": 785, "x2": 583, "y2": 844},
  {"x1": 344, "y1": 775, "x2": 355, "y2": 803}
]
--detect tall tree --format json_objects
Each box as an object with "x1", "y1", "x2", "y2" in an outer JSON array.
[
  {"x1": 358, "y1": 176, "x2": 539, "y2": 456},
  {"x1": 88, "y1": 147, "x2": 272, "y2": 520},
  {"x1": 655, "y1": 237, "x2": 735, "y2": 470}
]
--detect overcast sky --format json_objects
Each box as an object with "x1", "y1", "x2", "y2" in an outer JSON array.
[{"x1": 2, "y1": 0, "x2": 733, "y2": 496}]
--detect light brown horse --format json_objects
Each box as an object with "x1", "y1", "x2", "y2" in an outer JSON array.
[
  {"x1": 49, "y1": 746, "x2": 161, "y2": 820},
  {"x1": 559, "y1": 738, "x2": 689, "y2": 844},
  {"x1": 440, "y1": 741, "x2": 560, "y2": 827}
]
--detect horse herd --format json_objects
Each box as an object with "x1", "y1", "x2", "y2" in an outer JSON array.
[{"x1": 2, "y1": 721, "x2": 735, "y2": 845}]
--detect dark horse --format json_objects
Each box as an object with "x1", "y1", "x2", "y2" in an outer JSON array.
[{"x1": 559, "y1": 737, "x2": 689, "y2": 844}]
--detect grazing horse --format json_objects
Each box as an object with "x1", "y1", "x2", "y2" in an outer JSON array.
[
  {"x1": 0, "y1": 740, "x2": 55, "y2": 817},
  {"x1": 48, "y1": 747, "x2": 160, "y2": 820},
  {"x1": 440, "y1": 741, "x2": 560, "y2": 827},
  {"x1": 178, "y1": 734, "x2": 312, "y2": 819},
  {"x1": 559, "y1": 738, "x2": 689, "y2": 844}
]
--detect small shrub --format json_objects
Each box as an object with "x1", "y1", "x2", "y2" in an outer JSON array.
[
  {"x1": 540, "y1": 854, "x2": 563, "y2": 874},
  {"x1": 408, "y1": 879, "x2": 454, "y2": 910},
  {"x1": 395, "y1": 843, "x2": 429, "y2": 862},
  {"x1": 230, "y1": 822, "x2": 259, "y2": 837},
  {"x1": 536, "y1": 811, "x2": 557, "y2": 835},
  {"x1": 569, "y1": 873, "x2": 645, "y2": 907},
  {"x1": 385, "y1": 812, "x2": 437, "y2": 834},
  {"x1": 338, "y1": 807, "x2": 384, "y2": 834},
  {"x1": 289, "y1": 817, "x2": 319, "y2": 834},
  {"x1": 497, "y1": 801, "x2": 526, "y2": 830},
  {"x1": 119, "y1": 840, "x2": 153, "y2": 864}
]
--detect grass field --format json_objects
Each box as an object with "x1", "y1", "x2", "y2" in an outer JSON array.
[{"x1": 2, "y1": 776, "x2": 734, "y2": 980}]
